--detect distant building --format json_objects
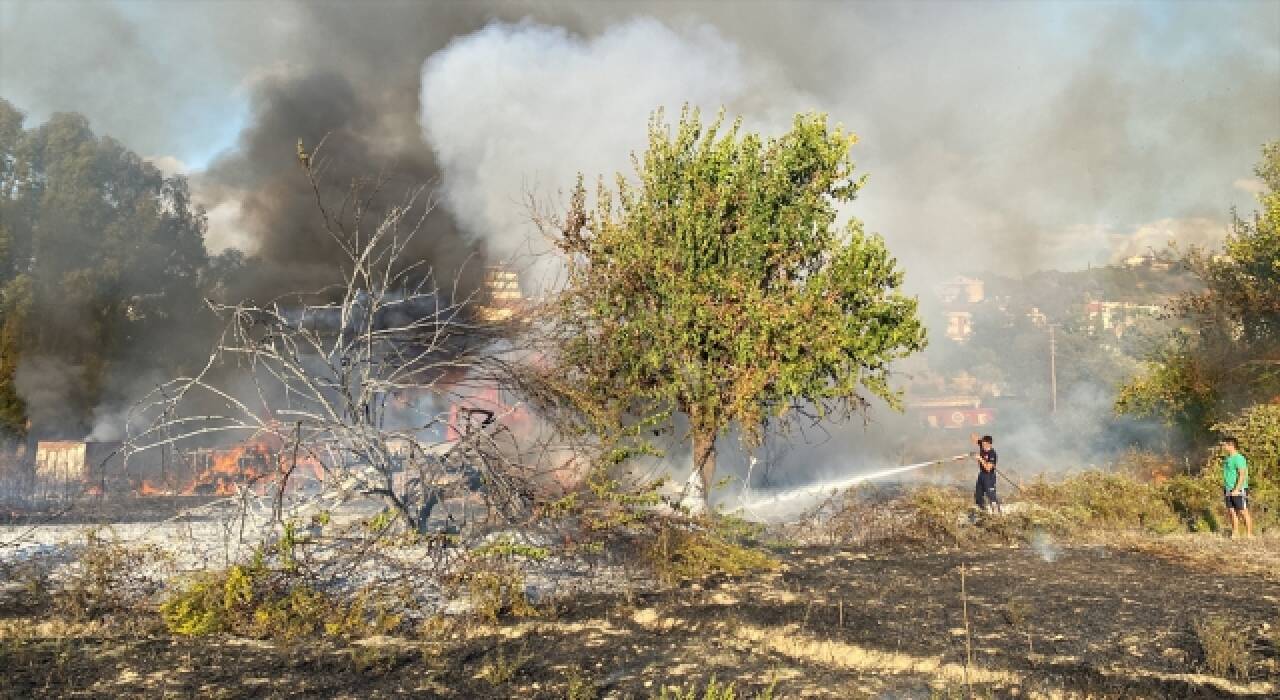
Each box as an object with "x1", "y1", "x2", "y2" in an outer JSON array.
[
  {"x1": 937, "y1": 276, "x2": 984, "y2": 343},
  {"x1": 939, "y1": 276, "x2": 985, "y2": 304},
  {"x1": 1122, "y1": 253, "x2": 1173, "y2": 272},
  {"x1": 908, "y1": 396, "x2": 994, "y2": 430},
  {"x1": 1026, "y1": 307, "x2": 1048, "y2": 328},
  {"x1": 1084, "y1": 300, "x2": 1161, "y2": 337},
  {"x1": 34, "y1": 440, "x2": 121, "y2": 483},
  {"x1": 945, "y1": 310, "x2": 973, "y2": 342},
  {"x1": 477, "y1": 268, "x2": 525, "y2": 322}
]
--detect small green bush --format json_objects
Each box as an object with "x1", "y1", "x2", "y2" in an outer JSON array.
[
  {"x1": 1021, "y1": 471, "x2": 1180, "y2": 532},
  {"x1": 474, "y1": 536, "x2": 551, "y2": 562},
  {"x1": 159, "y1": 561, "x2": 400, "y2": 641},
  {"x1": 159, "y1": 561, "x2": 332, "y2": 640},
  {"x1": 1159, "y1": 473, "x2": 1222, "y2": 532},
  {"x1": 646, "y1": 523, "x2": 777, "y2": 585},
  {"x1": 655, "y1": 676, "x2": 739, "y2": 700},
  {"x1": 463, "y1": 567, "x2": 538, "y2": 623},
  {"x1": 563, "y1": 665, "x2": 596, "y2": 700},
  {"x1": 159, "y1": 527, "x2": 401, "y2": 641},
  {"x1": 654, "y1": 676, "x2": 776, "y2": 700}
]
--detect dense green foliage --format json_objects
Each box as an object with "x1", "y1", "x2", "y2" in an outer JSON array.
[
  {"x1": 1209, "y1": 404, "x2": 1279, "y2": 525},
  {"x1": 547, "y1": 108, "x2": 926, "y2": 501},
  {"x1": 1118, "y1": 142, "x2": 1280, "y2": 442},
  {"x1": 0, "y1": 99, "x2": 218, "y2": 439}
]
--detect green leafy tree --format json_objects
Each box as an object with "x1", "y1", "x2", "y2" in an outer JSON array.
[
  {"x1": 0, "y1": 99, "x2": 210, "y2": 438},
  {"x1": 1118, "y1": 142, "x2": 1280, "y2": 442},
  {"x1": 542, "y1": 108, "x2": 926, "y2": 511}
]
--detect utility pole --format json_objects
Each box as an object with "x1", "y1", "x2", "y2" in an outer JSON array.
[{"x1": 1048, "y1": 323, "x2": 1058, "y2": 414}]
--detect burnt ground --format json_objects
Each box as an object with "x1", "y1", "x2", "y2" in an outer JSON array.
[
  {"x1": 1, "y1": 496, "x2": 222, "y2": 526},
  {"x1": 2, "y1": 538, "x2": 1277, "y2": 699}
]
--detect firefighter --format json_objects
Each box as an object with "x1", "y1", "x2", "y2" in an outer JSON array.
[{"x1": 974, "y1": 434, "x2": 1001, "y2": 514}]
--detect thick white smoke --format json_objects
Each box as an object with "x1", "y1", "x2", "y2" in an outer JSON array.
[{"x1": 419, "y1": 19, "x2": 814, "y2": 281}]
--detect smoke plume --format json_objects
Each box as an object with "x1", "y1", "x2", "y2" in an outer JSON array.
[
  {"x1": 2, "y1": 1, "x2": 1276, "y2": 480},
  {"x1": 419, "y1": 18, "x2": 813, "y2": 276}
]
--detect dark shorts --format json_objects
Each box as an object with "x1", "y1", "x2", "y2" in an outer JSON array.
[
  {"x1": 1224, "y1": 490, "x2": 1248, "y2": 511},
  {"x1": 975, "y1": 482, "x2": 999, "y2": 506}
]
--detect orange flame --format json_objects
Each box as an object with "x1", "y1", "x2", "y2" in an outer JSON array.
[
  {"x1": 137, "y1": 480, "x2": 168, "y2": 496},
  {"x1": 185, "y1": 443, "x2": 275, "y2": 496}
]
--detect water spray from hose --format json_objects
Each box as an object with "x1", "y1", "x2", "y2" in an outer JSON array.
[{"x1": 734, "y1": 453, "x2": 971, "y2": 516}]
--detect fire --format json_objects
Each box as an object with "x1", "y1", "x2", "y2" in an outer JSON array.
[
  {"x1": 178, "y1": 438, "x2": 326, "y2": 497},
  {"x1": 137, "y1": 480, "x2": 168, "y2": 496},
  {"x1": 187, "y1": 443, "x2": 275, "y2": 496}
]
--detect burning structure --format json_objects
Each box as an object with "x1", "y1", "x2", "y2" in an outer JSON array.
[
  {"x1": 29, "y1": 436, "x2": 327, "y2": 500},
  {"x1": 34, "y1": 440, "x2": 122, "y2": 484}
]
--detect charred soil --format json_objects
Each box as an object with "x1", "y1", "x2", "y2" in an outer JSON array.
[{"x1": 3, "y1": 534, "x2": 1277, "y2": 699}]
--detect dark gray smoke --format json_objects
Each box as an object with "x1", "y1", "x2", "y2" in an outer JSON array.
[
  {"x1": 2, "y1": 1, "x2": 1276, "y2": 474},
  {"x1": 191, "y1": 4, "x2": 504, "y2": 300},
  {"x1": 198, "y1": 69, "x2": 486, "y2": 300},
  {"x1": 6, "y1": 1, "x2": 1275, "y2": 280}
]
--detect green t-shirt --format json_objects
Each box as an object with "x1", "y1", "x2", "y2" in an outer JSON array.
[{"x1": 1223, "y1": 453, "x2": 1248, "y2": 491}]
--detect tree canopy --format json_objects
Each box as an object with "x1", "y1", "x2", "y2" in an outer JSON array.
[
  {"x1": 1117, "y1": 142, "x2": 1280, "y2": 442},
  {"x1": 543, "y1": 108, "x2": 926, "y2": 509},
  {"x1": 0, "y1": 99, "x2": 213, "y2": 439}
]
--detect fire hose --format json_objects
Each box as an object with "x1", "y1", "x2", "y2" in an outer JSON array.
[{"x1": 987, "y1": 460, "x2": 1024, "y2": 494}]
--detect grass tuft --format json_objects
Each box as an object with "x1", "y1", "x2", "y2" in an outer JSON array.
[{"x1": 1193, "y1": 616, "x2": 1250, "y2": 679}]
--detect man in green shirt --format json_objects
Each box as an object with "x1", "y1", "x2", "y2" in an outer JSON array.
[{"x1": 1221, "y1": 437, "x2": 1252, "y2": 538}]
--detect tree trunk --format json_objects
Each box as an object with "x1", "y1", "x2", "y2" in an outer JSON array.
[
  {"x1": 695, "y1": 429, "x2": 716, "y2": 497},
  {"x1": 681, "y1": 428, "x2": 716, "y2": 515}
]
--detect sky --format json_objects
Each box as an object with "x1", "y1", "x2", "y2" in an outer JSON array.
[{"x1": 1, "y1": 0, "x2": 1278, "y2": 279}]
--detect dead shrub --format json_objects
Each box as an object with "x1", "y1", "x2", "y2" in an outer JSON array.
[
  {"x1": 783, "y1": 484, "x2": 902, "y2": 547},
  {"x1": 902, "y1": 486, "x2": 970, "y2": 545},
  {"x1": 459, "y1": 564, "x2": 538, "y2": 623},
  {"x1": 476, "y1": 643, "x2": 531, "y2": 685},
  {"x1": 0, "y1": 557, "x2": 56, "y2": 613},
  {"x1": 1001, "y1": 600, "x2": 1029, "y2": 628},
  {"x1": 1193, "y1": 616, "x2": 1250, "y2": 679},
  {"x1": 53, "y1": 529, "x2": 170, "y2": 628}
]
